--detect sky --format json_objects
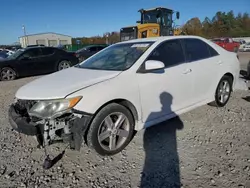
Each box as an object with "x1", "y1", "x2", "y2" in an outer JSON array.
[{"x1": 0, "y1": 0, "x2": 249, "y2": 44}]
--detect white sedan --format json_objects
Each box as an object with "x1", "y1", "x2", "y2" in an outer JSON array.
[
  {"x1": 9, "y1": 36, "x2": 240, "y2": 156},
  {"x1": 241, "y1": 42, "x2": 250, "y2": 52}
]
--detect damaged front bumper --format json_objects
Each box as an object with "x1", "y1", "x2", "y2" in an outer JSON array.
[
  {"x1": 9, "y1": 104, "x2": 42, "y2": 136},
  {"x1": 8, "y1": 100, "x2": 92, "y2": 151}
]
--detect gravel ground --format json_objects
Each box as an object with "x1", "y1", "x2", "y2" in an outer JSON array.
[{"x1": 0, "y1": 53, "x2": 250, "y2": 188}]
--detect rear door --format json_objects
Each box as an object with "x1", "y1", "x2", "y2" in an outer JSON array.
[
  {"x1": 181, "y1": 38, "x2": 221, "y2": 103},
  {"x1": 39, "y1": 47, "x2": 57, "y2": 73}
]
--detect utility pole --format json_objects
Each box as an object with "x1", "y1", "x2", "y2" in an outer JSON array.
[
  {"x1": 22, "y1": 25, "x2": 29, "y2": 47},
  {"x1": 106, "y1": 34, "x2": 109, "y2": 45}
]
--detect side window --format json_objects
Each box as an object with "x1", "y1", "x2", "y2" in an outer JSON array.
[
  {"x1": 89, "y1": 47, "x2": 97, "y2": 52},
  {"x1": 42, "y1": 48, "x2": 55, "y2": 56},
  {"x1": 21, "y1": 48, "x2": 42, "y2": 58},
  {"x1": 97, "y1": 46, "x2": 105, "y2": 51},
  {"x1": 147, "y1": 39, "x2": 185, "y2": 67},
  {"x1": 207, "y1": 45, "x2": 219, "y2": 57},
  {"x1": 183, "y1": 39, "x2": 210, "y2": 62}
]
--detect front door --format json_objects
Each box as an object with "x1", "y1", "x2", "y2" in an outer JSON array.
[
  {"x1": 136, "y1": 39, "x2": 194, "y2": 123},
  {"x1": 17, "y1": 48, "x2": 43, "y2": 76}
]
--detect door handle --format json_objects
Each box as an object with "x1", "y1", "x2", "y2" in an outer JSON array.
[
  {"x1": 217, "y1": 60, "x2": 223, "y2": 65},
  {"x1": 183, "y1": 68, "x2": 192, "y2": 74}
]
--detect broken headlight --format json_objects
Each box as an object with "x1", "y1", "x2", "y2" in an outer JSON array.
[{"x1": 28, "y1": 96, "x2": 82, "y2": 119}]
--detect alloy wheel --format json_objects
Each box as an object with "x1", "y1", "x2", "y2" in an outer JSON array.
[
  {"x1": 58, "y1": 61, "x2": 71, "y2": 70},
  {"x1": 97, "y1": 112, "x2": 130, "y2": 151},
  {"x1": 218, "y1": 80, "x2": 230, "y2": 104},
  {"x1": 0, "y1": 68, "x2": 16, "y2": 81}
]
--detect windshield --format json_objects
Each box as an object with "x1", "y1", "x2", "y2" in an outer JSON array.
[
  {"x1": 143, "y1": 10, "x2": 160, "y2": 24},
  {"x1": 7, "y1": 49, "x2": 24, "y2": 59},
  {"x1": 76, "y1": 42, "x2": 154, "y2": 71}
]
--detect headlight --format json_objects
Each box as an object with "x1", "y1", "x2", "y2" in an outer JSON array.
[{"x1": 28, "y1": 96, "x2": 82, "y2": 119}]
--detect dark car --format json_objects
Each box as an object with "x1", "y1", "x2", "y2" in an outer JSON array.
[
  {"x1": 247, "y1": 60, "x2": 250, "y2": 79},
  {"x1": 75, "y1": 44, "x2": 108, "y2": 62},
  {"x1": 0, "y1": 46, "x2": 78, "y2": 81},
  {"x1": 27, "y1": 44, "x2": 45, "y2": 47}
]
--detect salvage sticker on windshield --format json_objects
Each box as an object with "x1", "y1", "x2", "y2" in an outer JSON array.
[{"x1": 131, "y1": 43, "x2": 150, "y2": 48}]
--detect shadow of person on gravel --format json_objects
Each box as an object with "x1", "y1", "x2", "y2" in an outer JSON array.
[{"x1": 140, "y1": 92, "x2": 184, "y2": 188}]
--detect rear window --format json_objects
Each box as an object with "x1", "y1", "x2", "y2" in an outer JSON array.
[
  {"x1": 207, "y1": 45, "x2": 219, "y2": 57},
  {"x1": 42, "y1": 48, "x2": 55, "y2": 55},
  {"x1": 182, "y1": 38, "x2": 211, "y2": 62}
]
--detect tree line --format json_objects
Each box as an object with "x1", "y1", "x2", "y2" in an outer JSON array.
[
  {"x1": 182, "y1": 11, "x2": 250, "y2": 38},
  {"x1": 72, "y1": 10, "x2": 250, "y2": 45},
  {"x1": 72, "y1": 32, "x2": 120, "y2": 45}
]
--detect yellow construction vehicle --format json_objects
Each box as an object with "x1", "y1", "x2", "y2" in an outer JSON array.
[
  {"x1": 120, "y1": 7, "x2": 181, "y2": 41},
  {"x1": 173, "y1": 25, "x2": 186, "y2": 35}
]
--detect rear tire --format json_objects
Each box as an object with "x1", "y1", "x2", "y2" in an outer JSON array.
[
  {"x1": 209, "y1": 75, "x2": 233, "y2": 107},
  {"x1": 86, "y1": 103, "x2": 135, "y2": 156},
  {"x1": 57, "y1": 60, "x2": 71, "y2": 71},
  {"x1": 0, "y1": 67, "x2": 17, "y2": 81}
]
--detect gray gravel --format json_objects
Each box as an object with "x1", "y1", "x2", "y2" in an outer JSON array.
[{"x1": 0, "y1": 53, "x2": 250, "y2": 188}]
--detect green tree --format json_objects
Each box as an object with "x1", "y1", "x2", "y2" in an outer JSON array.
[{"x1": 182, "y1": 10, "x2": 250, "y2": 38}]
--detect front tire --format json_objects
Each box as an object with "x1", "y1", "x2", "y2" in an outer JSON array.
[
  {"x1": 0, "y1": 67, "x2": 17, "y2": 81},
  {"x1": 210, "y1": 75, "x2": 233, "y2": 107},
  {"x1": 86, "y1": 103, "x2": 135, "y2": 156}
]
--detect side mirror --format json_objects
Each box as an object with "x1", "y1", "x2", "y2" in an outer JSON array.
[
  {"x1": 176, "y1": 12, "x2": 180, "y2": 19},
  {"x1": 136, "y1": 20, "x2": 141, "y2": 24},
  {"x1": 140, "y1": 60, "x2": 165, "y2": 73}
]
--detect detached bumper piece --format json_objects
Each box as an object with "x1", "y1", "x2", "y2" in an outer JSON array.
[
  {"x1": 8, "y1": 104, "x2": 42, "y2": 136},
  {"x1": 70, "y1": 116, "x2": 92, "y2": 151}
]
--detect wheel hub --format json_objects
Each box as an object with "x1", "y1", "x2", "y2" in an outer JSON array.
[{"x1": 111, "y1": 129, "x2": 118, "y2": 135}]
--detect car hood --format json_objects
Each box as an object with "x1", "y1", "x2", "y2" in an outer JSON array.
[
  {"x1": 0, "y1": 59, "x2": 15, "y2": 64},
  {"x1": 16, "y1": 67, "x2": 121, "y2": 100}
]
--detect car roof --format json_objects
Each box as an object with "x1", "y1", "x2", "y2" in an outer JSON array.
[
  {"x1": 85, "y1": 44, "x2": 107, "y2": 48},
  {"x1": 119, "y1": 35, "x2": 208, "y2": 44},
  {"x1": 25, "y1": 46, "x2": 56, "y2": 50}
]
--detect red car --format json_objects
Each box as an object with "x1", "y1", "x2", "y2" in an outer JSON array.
[{"x1": 211, "y1": 38, "x2": 240, "y2": 52}]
